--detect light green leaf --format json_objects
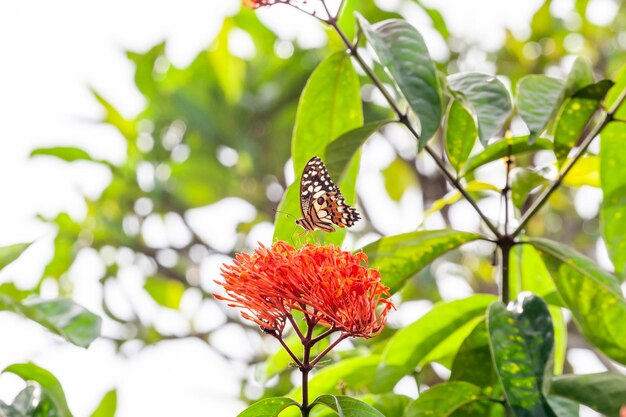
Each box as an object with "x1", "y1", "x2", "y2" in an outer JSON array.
[
  {"x1": 605, "y1": 64, "x2": 626, "y2": 118},
  {"x1": 30, "y1": 147, "x2": 96, "y2": 163},
  {"x1": 445, "y1": 100, "x2": 477, "y2": 172},
  {"x1": 358, "y1": 16, "x2": 442, "y2": 149},
  {"x1": 274, "y1": 51, "x2": 362, "y2": 246},
  {"x1": 600, "y1": 122, "x2": 626, "y2": 278},
  {"x1": 0, "y1": 296, "x2": 101, "y2": 348},
  {"x1": 372, "y1": 295, "x2": 496, "y2": 393},
  {"x1": 312, "y1": 395, "x2": 385, "y2": 417},
  {"x1": 447, "y1": 73, "x2": 512, "y2": 146},
  {"x1": 550, "y1": 372, "x2": 626, "y2": 417},
  {"x1": 360, "y1": 230, "x2": 483, "y2": 293},
  {"x1": 487, "y1": 294, "x2": 556, "y2": 417},
  {"x1": 382, "y1": 158, "x2": 418, "y2": 202},
  {"x1": 554, "y1": 81, "x2": 613, "y2": 166},
  {"x1": 237, "y1": 397, "x2": 299, "y2": 417},
  {"x1": 517, "y1": 75, "x2": 565, "y2": 144},
  {"x1": 562, "y1": 155, "x2": 599, "y2": 188},
  {"x1": 352, "y1": 394, "x2": 411, "y2": 417},
  {"x1": 90, "y1": 390, "x2": 117, "y2": 417},
  {"x1": 144, "y1": 276, "x2": 185, "y2": 310},
  {"x1": 546, "y1": 396, "x2": 579, "y2": 417},
  {"x1": 510, "y1": 168, "x2": 548, "y2": 209},
  {"x1": 12, "y1": 386, "x2": 36, "y2": 415},
  {"x1": 0, "y1": 242, "x2": 31, "y2": 270},
  {"x1": 529, "y1": 238, "x2": 626, "y2": 364},
  {"x1": 422, "y1": 181, "x2": 499, "y2": 222},
  {"x1": 404, "y1": 382, "x2": 485, "y2": 417},
  {"x1": 462, "y1": 136, "x2": 553, "y2": 177},
  {"x1": 4, "y1": 363, "x2": 73, "y2": 417}
]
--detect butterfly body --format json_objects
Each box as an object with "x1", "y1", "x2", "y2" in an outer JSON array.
[{"x1": 296, "y1": 156, "x2": 360, "y2": 232}]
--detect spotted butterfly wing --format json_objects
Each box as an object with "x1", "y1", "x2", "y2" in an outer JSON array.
[{"x1": 295, "y1": 156, "x2": 360, "y2": 232}]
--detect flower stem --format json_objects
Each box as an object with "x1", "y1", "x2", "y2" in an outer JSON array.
[
  {"x1": 310, "y1": 333, "x2": 348, "y2": 367},
  {"x1": 328, "y1": 20, "x2": 502, "y2": 239}
]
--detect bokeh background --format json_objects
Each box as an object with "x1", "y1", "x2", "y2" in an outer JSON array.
[{"x1": 1, "y1": 0, "x2": 625, "y2": 415}]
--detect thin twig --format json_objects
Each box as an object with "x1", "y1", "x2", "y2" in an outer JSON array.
[{"x1": 309, "y1": 333, "x2": 348, "y2": 367}]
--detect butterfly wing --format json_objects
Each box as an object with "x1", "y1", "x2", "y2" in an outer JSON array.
[{"x1": 299, "y1": 156, "x2": 360, "y2": 232}]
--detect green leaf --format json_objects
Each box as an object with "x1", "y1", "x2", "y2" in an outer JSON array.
[
  {"x1": 529, "y1": 238, "x2": 626, "y2": 364},
  {"x1": 381, "y1": 158, "x2": 418, "y2": 202},
  {"x1": 12, "y1": 386, "x2": 36, "y2": 415},
  {"x1": 323, "y1": 121, "x2": 390, "y2": 183},
  {"x1": 0, "y1": 402, "x2": 21, "y2": 417},
  {"x1": 360, "y1": 230, "x2": 483, "y2": 293},
  {"x1": 90, "y1": 390, "x2": 117, "y2": 417},
  {"x1": 144, "y1": 276, "x2": 185, "y2": 310},
  {"x1": 312, "y1": 395, "x2": 385, "y2": 417},
  {"x1": 353, "y1": 394, "x2": 411, "y2": 417},
  {"x1": 510, "y1": 168, "x2": 548, "y2": 209},
  {"x1": 545, "y1": 396, "x2": 579, "y2": 417},
  {"x1": 422, "y1": 181, "x2": 499, "y2": 222},
  {"x1": 517, "y1": 75, "x2": 565, "y2": 144},
  {"x1": 372, "y1": 295, "x2": 496, "y2": 393},
  {"x1": 550, "y1": 372, "x2": 626, "y2": 417},
  {"x1": 605, "y1": 64, "x2": 626, "y2": 118},
  {"x1": 30, "y1": 147, "x2": 96, "y2": 163},
  {"x1": 447, "y1": 73, "x2": 512, "y2": 146},
  {"x1": 274, "y1": 51, "x2": 362, "y2": 246},
  {"x1": 487, "y1": 294, "x2": 556, "y2": 417},
  {"x1": 0, "y1": 242, "x2": 31, "y2": 270},
  {"x1": 554, "y1": 81, "x2": 613, "y2": 166},
  {"x1": 600, "y1": 122, "x2": 626, "y2": 278},
  {"x1": 4, "y1": 363, "x2": 73, "y2": 417},
  {"x1": 462, "y1": 136, "x2": 553, "y2": 176},
  {"x1": 561, "y1": 155, "x2": 600, "y2": 187},
  {"x1": 450, "y1": 322, "x2": 499, "y2": 389},
  {"x1": 358, "y1": 16, "x2": 442, "y2": 149},
  {"x1": 208, "y1": 20, "x2": 245, "y2": 103},
  {"x1": 237, "y1": 397, "x2": 299, "y2": 417},
  {"x1": 0, "y1": 296, "x2": 101, "y2": 348},
  {"x1": 404, "y1": 382, "x2": 485, "y2": 417},
  {"x1": 445, "y1": 100, "x2": 477, "y2": 172}
]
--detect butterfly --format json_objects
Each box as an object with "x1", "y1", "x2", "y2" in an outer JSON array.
[{"x1": 295, "y1": 156, "x2": 361, "y2": 232}]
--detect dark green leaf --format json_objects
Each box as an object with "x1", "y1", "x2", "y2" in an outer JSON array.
[
  {"x1": 529, "y1": 238, "x2": 626, "y2": 364},
  {"x1": 90, "y1": 390, "x2": 117, "y2": 417},
  {"x1": 360, "y1": 230, "x2": 483, "y2": 293},
  {"x1": 274, "y1": 51, "x2": 362, "y2": 246},
  {"x1": 313, "y1": 395, "x2": 385, "y2": 417},
  {"x1": 237, "y1": 397, "x2": 299, "y2": 417},
  {"x1": 487, "y1": 294, "x2": 556, "y2": 417},
  {"x1": 550, "y1": 372, "x2": 626, "y2": 417},
  {"x1": 462, "y1": 136, "x2": 553, "y2": 176},
  {"x1": 600, "y1": 122, "x2": 626, "y2": 278},
  {"x1": 554, "y1": 80, "x2": 613, "y2": 166},
  {"x1": 445, "y1": 100, "x2": 477, "y2": 171},
  {"x1": 4, "y1": 363, "x2": 73, "y2": 417},
  {"x1": 450, "y1": 322, "x2": 499, "y2": 389},
  {"x1": 323, "y1": 121, "x2": 390, "y2": 183},
  {"x1": 30, "y1": 147, "x2": 96, "y2": 163},
  {"x1": 372, "y1": 295, "x2": 496, "y2": 393},
  {"x1": 0, "y1": 242, "x2": 31, "y2": 270},
  {"x1": 358, "y1": 16, "x2": 442, "y2": 149},
  {"x1": 404, "y1": 382, "x2": 485, "y2": 417},
  {"x1": 0, "y1": 296, "x2": 101, "y2": 348},
  {"x1": 447, "y1": 73, "x2": 512, "y2": 146},
  {"x1": 545, "y1": 396, "x2": 579, "y2": 417},
  {"x1": 517, "y1": 75, "x2": 564, "y2": 144},
  {"x1": 144, "y1": 276, "x2": 185, "y2": 310}
]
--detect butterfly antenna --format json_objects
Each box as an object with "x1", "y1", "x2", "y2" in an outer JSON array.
[{"x1": 273, "y1": 208, "x2": 298, "y2": 220}]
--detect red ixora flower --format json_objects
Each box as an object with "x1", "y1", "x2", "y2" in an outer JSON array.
[
  {"x1": 242, "y1": 0, "x2": 281, "y2": 9},
  {"x1": 214, "y1": 241, "x2": 394, "y2": 338}
]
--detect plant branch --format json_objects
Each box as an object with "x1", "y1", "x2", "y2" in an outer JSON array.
[
  {"x1": 512, "y1": 87, "x2": 626, "y2": 237},
  {"x1": 309, "y1": 333, "x2": 348, "y2": 367},
  {"x1": 275, "y1": 333, "x2": 304, "y2": 368},
  {"x1": 328, "y1": 20, "x2": 502, "y2": 239}
]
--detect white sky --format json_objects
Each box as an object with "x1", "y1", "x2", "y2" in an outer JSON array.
[{"x1": 0, "y1": 0, "x2": 618, "y2": 416}]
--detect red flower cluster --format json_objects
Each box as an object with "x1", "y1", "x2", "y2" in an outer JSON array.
[
  {"x1": 215, "y1": 241, "x2": 394, "y2": 338},
  {"x1": 242, "y1": 0, "x2": 281, "y2": 9}
]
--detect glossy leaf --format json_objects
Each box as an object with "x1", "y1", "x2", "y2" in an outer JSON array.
[
  {"x1": 90, "y1": 390, "x2": 117, "y2": 417},
  {"x1": 510, "y1": 168, "x2": 548, "y2": 209},
  {"x1": 445, "y1": 100, "x2": 477, "y2": 171},
  {"x1": 554, "y1": 81, "x2": 613, "y2": 165},
  {"x1": 600, "y1": 122, "x2": 626, "y2": 278},
  {"x1": 545, "y1": 396, "x2": 579, "y2": 417},
  {"x1": 487, "y1": 294, "x2": 556, "y2": 417},
  {"x1": 323, "y1": 121, "x2": 390, "y2": 183},
  {"x1": 404, "y1": 382, "x2": 485, "y2": 417},
  {"x1": 550, "y1": 372, "x2": 626, "y2": 417},
  {"x1": 372, "y1": 295, "x2": 496, "y2": 392},
  {"x1": 529, "y1": 238, "x2": 626, "y2": 364},
  {"x1": 0, "y1": 242, "x2": 31, "y2": 270},
  {"x1": 517, "y1": 75, "x2": 564, "y2": 144},
  {"x1": 4, "y1": 363, "x2": 73, "y2": 417},
  {"x1": 144, "y1": 276, "x2": 185, "y2": 310},
  {"x1": 274, "y1": 51, "x2": 362, "y2": 246},
  {"x1": 313, "y1": 395, "x2": 385, "y2": 417},
  {"x1": 0, "y1": 296, "x2": 101, "y2": 348},
  {"x1": 358, "y1": 16, "x2": 442, "y2": 149},
  {"x1": 237, "y1": 397, "x2": 299, "y2": 417},
  {"x1": 462, "y1": 136, "x2": 553, "y2": 176},
  {"x1": 447, "y1": 72, "x2": 512, "y2": 145},
  {"x1": 360, "y1": 230, "x2": 483, "y2": 293}
]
